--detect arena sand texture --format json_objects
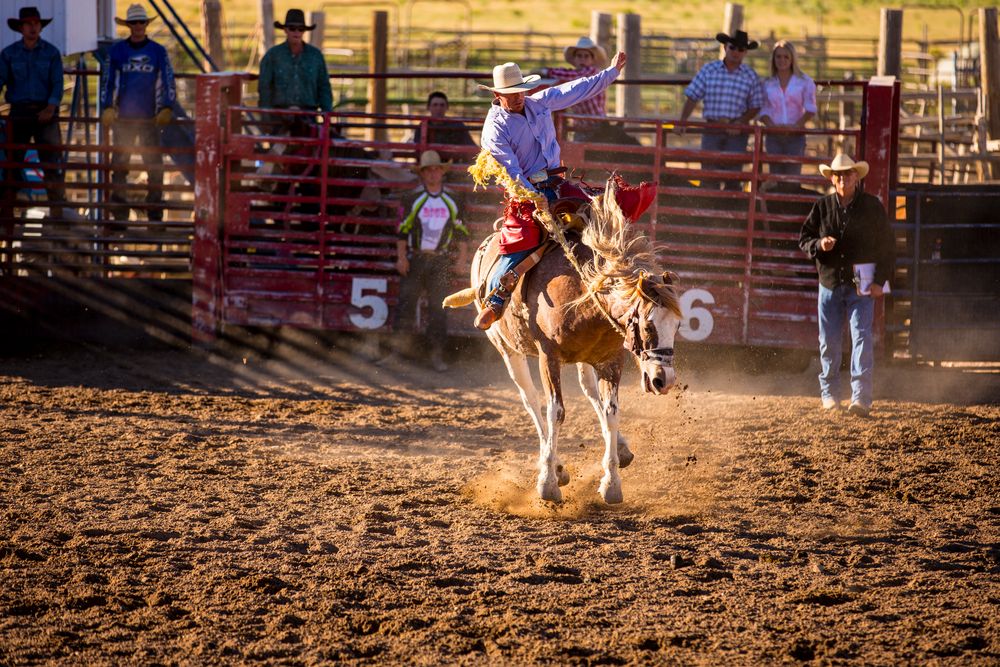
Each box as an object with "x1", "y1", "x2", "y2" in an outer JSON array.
[{"x1": 1, "y1": 343, "x2": 998, "y2": 664}]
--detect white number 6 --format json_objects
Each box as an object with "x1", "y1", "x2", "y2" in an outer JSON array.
[
  {"x1": 349, "y1": 277, "x2": 388, "y2": 329},
  {"x1": 679, "y1": 288, "x2": 715, "y2": 342}
]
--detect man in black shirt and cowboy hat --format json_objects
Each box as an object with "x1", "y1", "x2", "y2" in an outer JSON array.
[
  {"x1": 677, "y1": 30, "x2": 764, "y2": 191},
  {"x1": 799, "y1": 154, "x2": 895, "y2": 417},
  {"x1": 0, "y1": 6, "x2": 77, "y2": 219}
]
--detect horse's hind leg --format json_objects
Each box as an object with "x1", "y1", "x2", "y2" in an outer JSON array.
[
  {"x1": 536, "y1": 350, "x2": 567, "y2": 502},
  {"x1": 578, "y1": 364, "x2": 633, "y2": 468},
  {"x1": 493, "y1": 342, "x2": 548, "y2": 457}
]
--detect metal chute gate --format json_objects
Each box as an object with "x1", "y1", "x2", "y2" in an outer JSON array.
[{"x1": 191, "y1": 73, "x2": 901, "y2": 355}]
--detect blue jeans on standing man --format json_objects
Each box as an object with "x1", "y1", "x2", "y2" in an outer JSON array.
[
  {"x1": 700, "y1": 129, "x2": 749, "y2": 191},
  {"x1": 817, "y1": 283, "x2": 875, "y2": 408},
  {"x1": 765, "y1": 133, "x2": 807, "y2": 175}
]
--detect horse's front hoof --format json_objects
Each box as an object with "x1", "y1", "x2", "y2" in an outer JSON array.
[
  {"x1": 538, "y1": 481, "x2": 563, "y2": 503},
  {"x1": 556, "y1": 464, "x2": 570, "y2": 487},
  {"x1": 599, "y1": 479, "x2": 623, "y2": 504}
]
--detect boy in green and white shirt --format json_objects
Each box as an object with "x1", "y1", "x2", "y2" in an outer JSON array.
[{"x1": 392, "y1": 150, "x2": 468, "y2": 371}]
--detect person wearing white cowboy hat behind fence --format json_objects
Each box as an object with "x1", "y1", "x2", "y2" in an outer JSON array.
[
  {"x1": 799, "y1": 154, "x2": 895, "y2": 417},
  {"x1": 101, "y1": 4, "x2": 177, "y2": 222},
  {"x1": 540, "y1": 37, "x2": 609, "y2": 138},
  {"x1": 473, "y1": 51, "x2": 627, "y2": 330},
  {"x1": 386, "y1": 150, "x2": 469, "y2": 371}
]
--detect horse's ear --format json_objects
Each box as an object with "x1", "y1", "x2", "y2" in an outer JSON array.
[{"x1": 661, "y1": 271, "x2": 680, "y2": 286}]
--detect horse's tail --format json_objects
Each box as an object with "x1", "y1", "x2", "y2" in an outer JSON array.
[{"x1": 443, "y1": 287, "x2": 477, "y2": 309}]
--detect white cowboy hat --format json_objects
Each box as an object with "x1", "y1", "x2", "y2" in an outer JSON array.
[
  {"x1": 564, "y1": 36, "x2": 608, "y2": 68},
  {"x1": 819, "y1": 153, "x2": 870, "y2": 179},
  {"x1": 413, "y1": 150, "x2": 451, "y2": 172},
  {"x1": 478, "y1": 62, "x2": 541, "y2": 94},
  {"x1": 115, "y1": 4, "x2": 157, "y2": 25}
]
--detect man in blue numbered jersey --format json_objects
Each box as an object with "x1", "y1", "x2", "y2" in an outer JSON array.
[
  {"x1": 101, "y1": 4, "x2": 177, "y2": 222},
  {"x1": 389, "y1": 150, "x2": 468, "y2": 372}
]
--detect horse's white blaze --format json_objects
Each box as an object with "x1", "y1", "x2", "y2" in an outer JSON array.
[{"x1": 640, "y1": 306, "x2": 681, "y2": 395}]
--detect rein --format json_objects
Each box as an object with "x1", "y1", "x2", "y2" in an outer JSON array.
[{"x1": 534, "y1": 207, "x2": 629, "y2": 338}]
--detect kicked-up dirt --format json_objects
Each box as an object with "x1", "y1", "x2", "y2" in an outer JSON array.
[{"x1": 1, "y1": 341, "x2": 998, "y2": 664}]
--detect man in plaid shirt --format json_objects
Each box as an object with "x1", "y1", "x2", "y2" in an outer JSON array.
[
  {"x1": 542, "y1": 37, "x2": 608, "y2": 139},
  {"x1": 679, "y1": 30, "x2": 764, "y2": 190}
]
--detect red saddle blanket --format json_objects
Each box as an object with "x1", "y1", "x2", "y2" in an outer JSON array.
[{"x1": 498, "y1": 175, "x2": 656, "y2": 254}]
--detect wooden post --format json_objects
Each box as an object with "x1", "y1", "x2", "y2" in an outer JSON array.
[
  {"x1": 368, "y1": 11, "x2": 388, "y2": 141},
  {"x1": 308, "y1": 11, "x2": 326, "y2": 51},
  {"x1": 877, "y1": 8, "x2": 903, "y2": 78},
  {"x1": 937, "y1": 85, "x2": 946, "y2": 185},
  {"x1": 979, "y1": 8, "x2": 1000, "y2": 179},
  {"x1": 721, "y1": 3, "x2": 743, "y2": 58},
  {"x1": 616, "y1": 13, "x2": 641, "y2": 118},
  {"x1": 590, "y1": 11, "x2": 612, "y2": 54},
  {"x1": 202, "y1": 0, "x2": 226, "y2": 70},
  {"x1": 258, "y1": 0, "x2": 275, "y2": 55}
]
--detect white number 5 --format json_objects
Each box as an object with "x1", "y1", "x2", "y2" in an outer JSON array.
[{"x1": 349, "y1": 277, "x2": 389, "y2": 329}]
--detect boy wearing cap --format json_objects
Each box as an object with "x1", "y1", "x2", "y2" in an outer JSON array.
[
  {"x1": 678, "y1": 30, "x2": 764, "y2": 191},
  {"x1": 799, "y1": 154, "x2": 895, "y2": 417},
  {"x1": 392, "y1": 150, "x2": 468, "y2": 371},
  {"x1": 0, "y1": 6, "x2": 72, "y2": 219},
  {"x1": 101, "y1": 4, "x2": 177, "y2": 222}
]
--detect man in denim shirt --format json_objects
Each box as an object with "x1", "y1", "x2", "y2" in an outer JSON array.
[{"x1": 0, "y1": 7, "x2": 71, "y2": 219}]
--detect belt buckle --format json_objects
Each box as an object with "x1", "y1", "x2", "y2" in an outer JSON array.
[{"x1": 528, "y1": 170, "x2": 548, "y2": 185}]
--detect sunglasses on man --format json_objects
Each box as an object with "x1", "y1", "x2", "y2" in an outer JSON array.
[
  {"x1": 127, "y1": 20, "x2": 148, "y2": 25},
  {"x1": 726, "y1": 44, "x2": 747, "y2": 52},
  {"x1": 285, "y1": 26, "x2": 306, "y2": 33}
]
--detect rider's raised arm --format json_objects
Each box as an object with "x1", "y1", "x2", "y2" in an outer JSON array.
[{"x1": 532, "y1": 62, "x2": 620, "y2": 113}]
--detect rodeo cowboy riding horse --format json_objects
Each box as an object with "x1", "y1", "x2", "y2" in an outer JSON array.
[{"x1": 470, "y1": 51, "x2": 656, "y2": 330}]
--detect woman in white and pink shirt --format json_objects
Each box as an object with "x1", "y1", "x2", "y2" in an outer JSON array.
[{"x1": 759, "y1": 40, "x2": 816, "y2": 176}]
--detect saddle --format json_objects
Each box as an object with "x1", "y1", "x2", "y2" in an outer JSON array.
[{"x1": 465, "y1": 173, "x2": 657, "y2": 329}]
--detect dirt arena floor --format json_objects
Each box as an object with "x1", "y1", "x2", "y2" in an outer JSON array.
[{"x1": 2, "y1": 338, "x2": 998, "y2": 665}]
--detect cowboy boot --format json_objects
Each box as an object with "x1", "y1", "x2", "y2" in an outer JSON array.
[
  {"x1": 474, "y1": 270, "x2": 518, "y2": 330},
  {"x1": 474, "y1": 299, "x2": 503, "y2": 330}
]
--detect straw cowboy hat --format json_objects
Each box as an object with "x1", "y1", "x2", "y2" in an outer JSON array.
[
  {"x1": 369, "y1": 149, "x2": 416, "y2": 182},
  {"x1": 478, "y1": 62, "x2": 541, "y2": 94},
  {"x1": 413, "y1": 150, "x2": 451, "y2": 172},
  {"x1": 7, "y1": 6, "x2": 52, "y2": 31},
  {"x1": 819, "y1": 153, "x2": 870, "y2": 179},
  {"x1": 115, "y1": 4, "x2": 157, "y2": 26},
  {"x1": 716, "y1": 30, "x2": 759, "y2": 50},
  {"x1": 274, "y1": 8, "x2": 315, "y2": 31},
  {"x1": 564, "y1": 36, "x2": 608, "y2": 68}
]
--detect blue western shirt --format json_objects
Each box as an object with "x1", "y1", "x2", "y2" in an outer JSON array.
[
  {"x1": 480, "y1": 64, "x2": 620, "y2": 194},
  {"x1": 684, "y1": 60, "x2": 764, "y2": 121},
  {"x1": 101, "y1": 38, "x2": 177, "y2": 119},
  {"x1": 0, "y1": 38, "x2": 64, "y2": 107}
]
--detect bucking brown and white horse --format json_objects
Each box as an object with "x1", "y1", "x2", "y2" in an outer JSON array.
[{"x1": 448, "y1": 181, "x2": 682, "y2": 504}]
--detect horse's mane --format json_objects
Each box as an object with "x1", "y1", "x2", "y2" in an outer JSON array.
[{"x1": 574, "y1": 178, "x2": 681, "y2": 317}]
